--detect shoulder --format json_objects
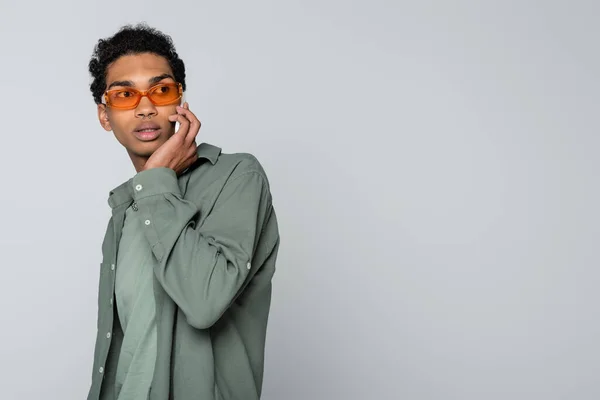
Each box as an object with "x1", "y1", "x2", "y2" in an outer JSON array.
[
  {"x1": 189, "y1": 143, "x2": 272, "y2": 192},
  {"x1": 220, "y1": 153, "x2": 268, "y2": 183},
  {"x1": 207, "y1": 144, "x2": 270, "y2": 184}
]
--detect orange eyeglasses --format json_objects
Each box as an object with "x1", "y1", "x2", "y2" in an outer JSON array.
[{"x1": 103, "y1": 82, "x2": 183, "y2": 110}]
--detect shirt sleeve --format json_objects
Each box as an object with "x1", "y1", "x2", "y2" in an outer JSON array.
[{"x1": 129, "y1": 163, "x2": 274, "y2": 329}]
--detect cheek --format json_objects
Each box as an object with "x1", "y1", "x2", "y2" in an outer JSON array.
[
  {"x1": 111, "y1": 123, "x2": 129, "y2": 137},
  {"x1": 108, "y1": 117, "x2": 134, "y2": 142},
  {"x1": 162, "y1": 105, "x2": 178, "y2": 118},
  {"x1": 107, "y1": 112, "x2": 125, "y2": 127},
  {"x1": 160, "y1": 107, "x2": 178, "y2": 131}
]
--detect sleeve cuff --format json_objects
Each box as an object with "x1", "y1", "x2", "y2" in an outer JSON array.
[{"x1": 132, "y1": 167, "x2": 181, "y2": 200}]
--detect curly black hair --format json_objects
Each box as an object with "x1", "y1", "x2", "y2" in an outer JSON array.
[{"x1": 88, "y1": 23, "x2": 186, "y2": 104}]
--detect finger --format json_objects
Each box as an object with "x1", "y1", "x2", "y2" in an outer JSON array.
[
  {"x1": 177, "y1": 105, "x2": 198, "y2": 127},
  {"x1": 176, "y1": 105, "x2": 201, "y2": 143},
  {"x1": 178, "y1": 148, "x2": 198, "y2": 174},
  {"x1": 171, "y1": 111, "x2": 191, "y2": 138},
  {"x1": 187, "y1": 144, "x2": 199, "y2": 160}
]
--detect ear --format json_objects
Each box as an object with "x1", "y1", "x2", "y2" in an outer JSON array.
[{"x1": 97, "y1": 103, "x2": 112, "y2": 131}]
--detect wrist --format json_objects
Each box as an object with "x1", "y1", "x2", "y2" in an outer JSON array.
[
  {"x1": 142, "y1": 163, "x2": 160, "y2": 172},
  {"x1": 133, "y1": 167, "x2": 181, "y2": 198}
]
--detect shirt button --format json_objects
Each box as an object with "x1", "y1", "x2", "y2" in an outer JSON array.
[
  {"x1": 246, "y1": 262, "x2": 251, "y2": 270},
  {"x1": 132, "y1": 202, "x2": 138, "y2": 211},
  {"x1": 111, "y1": 264, "x2": 115, "y2": 271},
  {"x1": 106, "y1": 332, "x2": 111, "y2": 339},
  {"x1": 99, "y1": 367, "x2": 104, "y2": 374},
  {"x1": 145, "y1": 220, "x2": 151, "y2": 226},
  {"x1": 135, "y1": 184, "x2": 143, "y2": 191}
]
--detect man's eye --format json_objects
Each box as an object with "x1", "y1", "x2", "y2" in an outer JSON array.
[
  {"x1": 155, "y1": 85, "x2": 171, "y2": 94},
  {"x1": 115, "y1": 91, "x2": 133, "y2": 98}
]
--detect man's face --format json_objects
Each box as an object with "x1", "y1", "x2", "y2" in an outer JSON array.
[{"x1": 98, "y1": 53, "x2": 181, "y2": 161}]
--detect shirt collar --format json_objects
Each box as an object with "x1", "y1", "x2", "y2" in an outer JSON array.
[
  {"x1": 107, "y1": 142, "x2": 221, "y2": 209},
  {"x1": 196, "y1": 142, "x2": 221, "y2": 165}
]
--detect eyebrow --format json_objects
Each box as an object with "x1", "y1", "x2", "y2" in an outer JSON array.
[{"x1": 107, "y1": 73, "x2": 176, "y2": 90}]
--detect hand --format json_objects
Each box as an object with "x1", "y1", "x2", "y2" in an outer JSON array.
[{"x1": 142, "y1": 102, "x2": 201, "y2": 175}]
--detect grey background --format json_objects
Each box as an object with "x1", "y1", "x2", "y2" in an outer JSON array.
[{"x1": 0, "y1": 1, "x2": 598, "y2": 399}]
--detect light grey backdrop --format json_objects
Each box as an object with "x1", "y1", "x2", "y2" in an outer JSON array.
[{"x1": 0, "y1": 1, "x2": 598, "y2": 399}]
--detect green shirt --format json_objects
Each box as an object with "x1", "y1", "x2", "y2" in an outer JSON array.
[
  {"x1": 87, "y1": 143, "x2": 280, "y2": 400},
  {"x1": 114, "y1": 205, "x2": 158, "y2": 399}
]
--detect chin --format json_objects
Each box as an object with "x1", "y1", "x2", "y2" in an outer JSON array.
[{"x1": 128, "y1": 141, "x2": 162, "y2": 158}]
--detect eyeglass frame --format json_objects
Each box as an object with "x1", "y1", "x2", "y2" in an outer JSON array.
[{"x1": 102, "y1": 82, "x2": 184, "y2": 110}]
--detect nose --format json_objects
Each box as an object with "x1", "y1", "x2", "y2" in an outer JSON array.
[{"x1": 135, "y1": 95, "x2": 158, "y2": 119}]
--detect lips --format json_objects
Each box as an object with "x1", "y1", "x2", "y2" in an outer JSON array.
[
  {"x1": 134, "y1": 122, "x2": 161, "y2": 132},
  {"x1": 133, "y1": 122, "x2": 161, "y2": 141}
]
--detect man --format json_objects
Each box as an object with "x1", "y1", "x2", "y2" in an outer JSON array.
[{"x1": 86, "y1": 24, "x2": 280, "y2": 400}]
